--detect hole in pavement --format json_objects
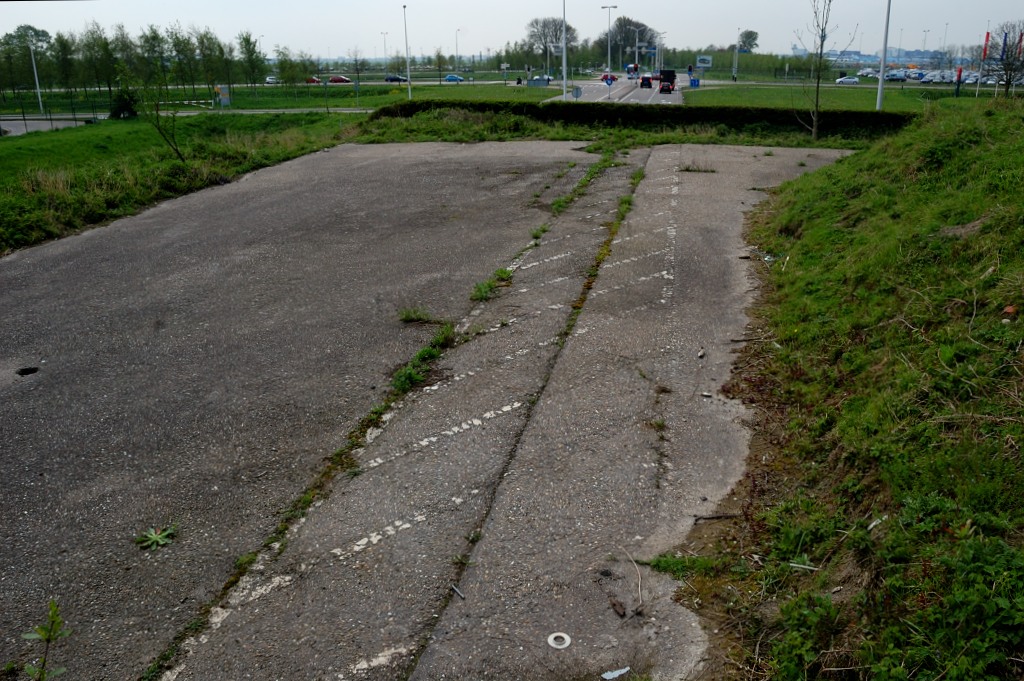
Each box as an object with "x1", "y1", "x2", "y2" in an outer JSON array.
[{"x1": 16, "y1": 367, "x2": 39, "y2": 376}]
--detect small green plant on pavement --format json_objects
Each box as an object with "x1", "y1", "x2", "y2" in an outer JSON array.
[
  {"x1": 471, "y1": 280, "x2": 498, "y2": 301},
  {"x1": 22, "y1": 601, "x2": 70, "y2": 680},
  {"x1": 398, "y1": 307, "x2": 434, "y2": 323},
  {"x1": 135, "y1": 525, "x2": 177, "y2": 550}
]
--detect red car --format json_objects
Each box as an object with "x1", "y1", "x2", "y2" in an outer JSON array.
[
  {"x1": 600, "y1": 73, "x2": 618, "y2": 83},
  {"x1": 328, "y1": 75, "x2": 352, "y2": 84},
  {"x1": 305, "y1": 76, "x2": 322, "y2": 84}
]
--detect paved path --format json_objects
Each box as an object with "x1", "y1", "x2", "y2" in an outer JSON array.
[{"x1": 1, "y1": 142, "x2": 847, "y2": 680}]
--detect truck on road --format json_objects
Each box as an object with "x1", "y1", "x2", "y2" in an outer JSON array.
[{"x1": 658, "y1": 69, "x2": 677, "y2": 93}]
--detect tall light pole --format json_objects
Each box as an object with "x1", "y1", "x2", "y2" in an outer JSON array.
[
  {"x1": 561, "y1": 0, "x2": 568, "y2": 100},
  {"x1": 403, "y1": 5, "x2": 412, "y2": 99},
  {"x1": 732, "y1": 27, "x2": 741, "y2": 81},
  {"x1": 630, "y1": 26, "x2": 640, "y2": 80},
  {"x1": 26, "y1": 31, "x2": 43, "y2": 114},
  {"x1": 942, "y1": 22, "x2": 949, "y2": 68},
  {"x1": 381, "y1": 32, "x2": 388, "y2": 76},
  {"x1": 898, "y1": 28, "x2": 903, "y2": 67},
  {"x1": 922, "y1": 29, "x2": 930, "y2": 66},
  {"x1": 455, "y1": 28, "x2": 460, "y2": 73},
  {"x1": 876, "y1": 0, "x2": 892, "y2": 111},
  {"x1": 601, "y1": 5, "x2": 617, "y2": 73}
]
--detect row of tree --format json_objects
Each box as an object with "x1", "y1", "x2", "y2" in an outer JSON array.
[{"x1": 0, "y1": 15, "x2": 699, "y2": 101}]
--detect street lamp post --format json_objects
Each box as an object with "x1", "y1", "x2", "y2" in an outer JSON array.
[
  {"x1": 601, "y1": 5, "x2": 617, "y2": 74},
  {"x1": 630, "y1": 26, "x2": 640, "y2": 81},
  {"x1": 26, "y1": 32, "x2": 43, "y2": 115},
  {"x1": 876, "y1": 0, "x2": 892, "y2": 111},
  {"x1": 403, "y1": 5, "x2": 412, "y2": 100},
  {"x1": 732, "y1": 28, "x2": 740, "y2": 82},
  {"x1": 942, "y1": 22, "x2": 949, "y2": 68},
  {"x1": 455, "y1": 29, "x2": 460, "y2": 74},
  {"x1": 381, "y1": 32, "x2": 388, "y2": 77},
  {"x1": 922, "y1": 29, "x2": 930, "y2": 65},
  {"x1": 561, "y1": 0, "x2": 568, "y2": 100}
]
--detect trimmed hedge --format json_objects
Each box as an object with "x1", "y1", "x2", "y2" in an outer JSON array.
[{"x1": 370, "y1": 100, "x2": 916, "y2": 139}]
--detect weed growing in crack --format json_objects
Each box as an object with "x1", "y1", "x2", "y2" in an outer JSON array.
[
  {"x1": 431, "y1": 322, "x2": 457, "y2": 349},
  {"x1": 531, "y1": 223, "x2": 551, "y2": 240},
  {"x1": 234, "y1": 553, "x2": 258, "y2": 570},
  {"x1": 678, "y1": 162, "x2": 716, "y2": 173},
  {"x1": 22, "y1": 601, "x2": 70, "y2": 681},
  {"x1": 471, "y1": 278, "x2": 500, "y2": 301},
  {"x1": 398, "y1": 307, "x2": 434, "y2": 323},
  {"x1": 391, "y1": 364, "x2": 426, "y2": 392}
]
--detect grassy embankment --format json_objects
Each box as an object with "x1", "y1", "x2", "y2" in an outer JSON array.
[
  {"x1": 0, "y1": 84, "x2": 908, "y2": 254},
  {"x1": 0, "y1": 112, "x2": 359, "y2": 252},
  {"x1": 651, "y1": 99, "x2": 1024, "y2": 679},
  {"x1": 682, "y1": 82, "x2": 991, "y2": 113}
]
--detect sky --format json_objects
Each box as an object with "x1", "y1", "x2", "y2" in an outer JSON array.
[{"x1": 3, "y1": 0, "x2": 1020, "y2": 63}]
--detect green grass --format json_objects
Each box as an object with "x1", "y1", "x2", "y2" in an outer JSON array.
[
  {"x1": 0, "y1": 112, "x2": 353, "y2": 252},
  {"x1": 398, "y1": 307, "x2": 435, "y2": 323},
  {"x1": 0, "y1": 83, "x2": 554, "y2": 117},
  {"x1": 661, "y1": 99, "x2": 1024, "y2": 679},
  {"x1": 3, "y1": 92, "x2": 924, "y2": 253},
  {"x1": 683, "y1": 83, "x2": 980, "y2": 113}
]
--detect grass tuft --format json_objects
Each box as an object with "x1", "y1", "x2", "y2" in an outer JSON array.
[{"x1": 656, "y1": 99, "x2": 1024, "y2": 678}]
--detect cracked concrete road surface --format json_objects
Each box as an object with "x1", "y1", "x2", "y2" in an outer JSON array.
[{"x1": 0, "y1": 141, "x2": 848, "y2": 680}]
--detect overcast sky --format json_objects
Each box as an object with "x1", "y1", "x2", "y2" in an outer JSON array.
[{"x1": 4, "y1": 0, "x2": 1020, "y2": 61}]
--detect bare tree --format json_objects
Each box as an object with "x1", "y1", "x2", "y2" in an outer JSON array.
[
  {"x1": 347, "y1": 48, "x2": 367, "y2": 84},
  {"x1": 987, "y1": 20, "x2": 1024, "y2": 96},
  {"x1": 797, "y1": 0, "x2": 854, "y2": 141},
  {"x1": 526, "y1": 17, "x2": 578, "y2": 76},
  {"x1": 434, "y1": 46, "x2": 449, "y2": 83}
]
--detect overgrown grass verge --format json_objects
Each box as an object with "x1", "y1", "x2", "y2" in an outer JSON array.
[
  {"x1": 654, "y1": 100, "x2": 1024, "y2": 679},
  {"x1": 0, "y1": 112, "x2": 353, "y2": 253},
  {"x1": 4, "y1": 101, "x2": 913, "y2": 254}
]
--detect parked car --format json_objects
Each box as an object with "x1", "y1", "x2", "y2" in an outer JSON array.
[
  {"x1": 600, "y1": 73, "x2": 618, "y2": 83},
  {"x1": 328, "y1": 75, "x2": 351, "y2": 83},
  {"x1": 884, "y1": 71, "x2": 907, "y2": 82},
  {"x1": 384, "y1": 74, "x2": 408, "y2": 82},
  {"x1": 532, "y1": 74, "x2": 554, "y2": 82},
  {"x1": 306, "y1": 76, "x2": 322, "y2": 84},
  {"x1": 640, "y1": 73, "x2": 653, "y2": 88},
  {"x1": 264, "y1": 76, "x2": 280, "y2": 84},
  {"x1": 444, "y1": 74, "x2": 465, "y2": 82},
  {"x1": 835, "y1": 76, "x2": 859, "y2": 85}
]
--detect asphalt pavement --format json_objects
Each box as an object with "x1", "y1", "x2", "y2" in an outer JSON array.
[{"x1": 0, "y1": 141, "x2": 848, "y2": 680}]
